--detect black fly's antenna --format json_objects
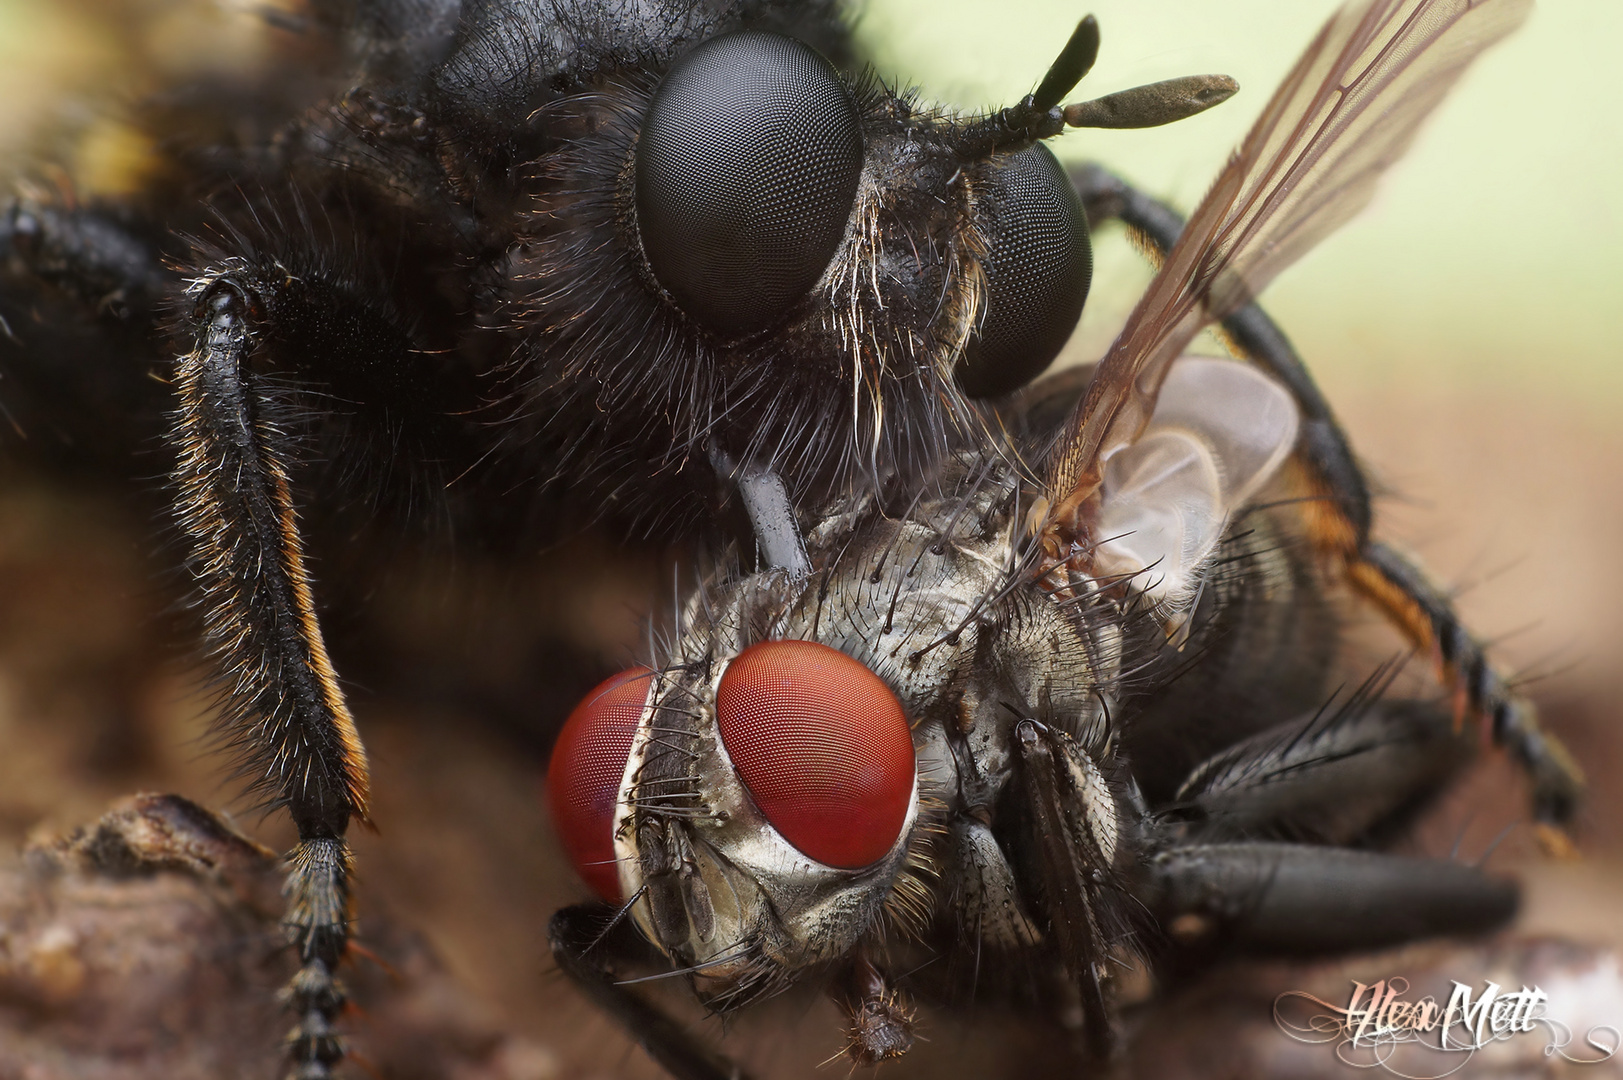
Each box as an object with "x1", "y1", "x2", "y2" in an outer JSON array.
[
  {"x1": 956, "y1": 15, "x2": 1238, "y2": 158},
  {"x1": 1033, "y1": 13, "x2": 1104, "y2": 112}
]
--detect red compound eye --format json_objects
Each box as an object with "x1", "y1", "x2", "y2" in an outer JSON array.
[
  {"x1": 547, "y1": 668, "x2": 652, "y2": 902},
  {"x1": 716, "y1": 641, "x2": 914, "y2": 869}
]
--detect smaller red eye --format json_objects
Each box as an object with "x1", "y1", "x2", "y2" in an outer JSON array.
[
  {"x1": 717, "y1": 641, "x2": 914, "y2": 869},
  {"x1": 547, "y1": 668, "x2": 652, "y2": 902}
]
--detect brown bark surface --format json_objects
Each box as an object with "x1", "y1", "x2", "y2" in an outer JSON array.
[{"x1": 0, "y1": 793, "x2": 556, "y2": 1080}]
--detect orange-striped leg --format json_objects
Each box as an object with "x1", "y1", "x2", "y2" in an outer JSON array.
[
  {"x1": 172, "y1": 271, "x2": 391, "y2": 1077},
  {"x1": 1072, "y1": 163, "x2": 1582, "y2": 826}
]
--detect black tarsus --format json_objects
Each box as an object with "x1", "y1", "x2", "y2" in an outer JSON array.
[{"x1": 1361, "y1": 542, "x2": 1583, "y2": 824}]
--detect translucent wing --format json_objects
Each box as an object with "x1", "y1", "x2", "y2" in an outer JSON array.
[{"x1": 1039, "y1": 0, "x2": 1531, "y2": 565}]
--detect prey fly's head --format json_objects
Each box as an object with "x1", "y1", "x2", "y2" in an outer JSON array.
[
  {"x1": 549, "y1": 638, "x2": 924, "y2": 1008},
  {"x1": 545, "y1": 552, "x2": 938, "y2": 1008},
  {"x1": 508, "y1": 16, "x2": 1235, "y2": 522}
]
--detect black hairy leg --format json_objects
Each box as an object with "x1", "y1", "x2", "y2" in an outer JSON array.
[
  {"x1": 1144, "y1": 843, "x2": 1517, "y2": 958},
  {"x1": 1352, "y1": 544, "x2": 1582, "y2": 826},
  {"x1": 0, "y1": 202, "x2": 175, "y2": 473},
  {"x1": 549, "y1": 904, "x2": 753, "y2": 1080},
  {"x1": 169, "y1": 252, "x2": 464, "y2": 1077},
  {"x1": 0, "y1": 200, "x2": 168, "y2": 320},
  {"x1": 1140, "y1": 693, "x2": 1515, "y2": 981},
  {"x1": 1176, "y1": 692, "x2": 1478, "y2": 849},
  {"x1": 175, "y1": 274, "x2": 367, "y2": 1076},
  {"x1": 1071, "y1": 163, "x2": 1583, "y2": 828}
]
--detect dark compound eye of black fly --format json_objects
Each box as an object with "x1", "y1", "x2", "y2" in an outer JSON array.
[
  {"x1": 634, "y1": 31, "x2": 863, "y2": 338},
  {"x1": 955, "y1": 143, "x2": 1093, "y2": 398}
]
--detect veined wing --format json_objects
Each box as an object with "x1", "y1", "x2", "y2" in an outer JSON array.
[{"x1": 1039, "y1": 0, "x2": 1531, "y2": 566}]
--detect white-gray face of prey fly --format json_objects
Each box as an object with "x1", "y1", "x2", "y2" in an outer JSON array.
[{"x1": 547, "y1": 638, "x2": 922, "y2": 995}]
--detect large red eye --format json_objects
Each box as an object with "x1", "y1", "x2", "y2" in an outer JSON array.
[
  {"x1": 547, "y1": 668, "x2": 652, "y2": 902},
  {"x1": 716, "y1": 641, "x2": 914, "y2": 869}
]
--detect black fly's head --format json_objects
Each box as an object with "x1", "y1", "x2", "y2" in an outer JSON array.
[{"x1": 496, "y1": 23, "x2": 1094, "y2": 530}]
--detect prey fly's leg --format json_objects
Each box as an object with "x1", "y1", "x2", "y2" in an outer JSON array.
[
  {"x1": 1158, "y1": 692, "x2": 1515, "y2": 960},
  {"x1": 1011, "y1": 718, "x2": 1124, "y2": 1060},
  {"x1": 172, "y1": 259, "x2": 434, "y2": 1078},
  {"x1": 1141, "y1": 843, "x2": 1517, "y2": 957},
  {"x1": 1176, "y1": 696, "x2": 1476, "y2": 847},
  {"x1": 550, "y1": 905, "x2": 755, "y2": 1080},
  {"x1": 1071, "y1": 163, "x2": 1582, "y2": 826}
]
